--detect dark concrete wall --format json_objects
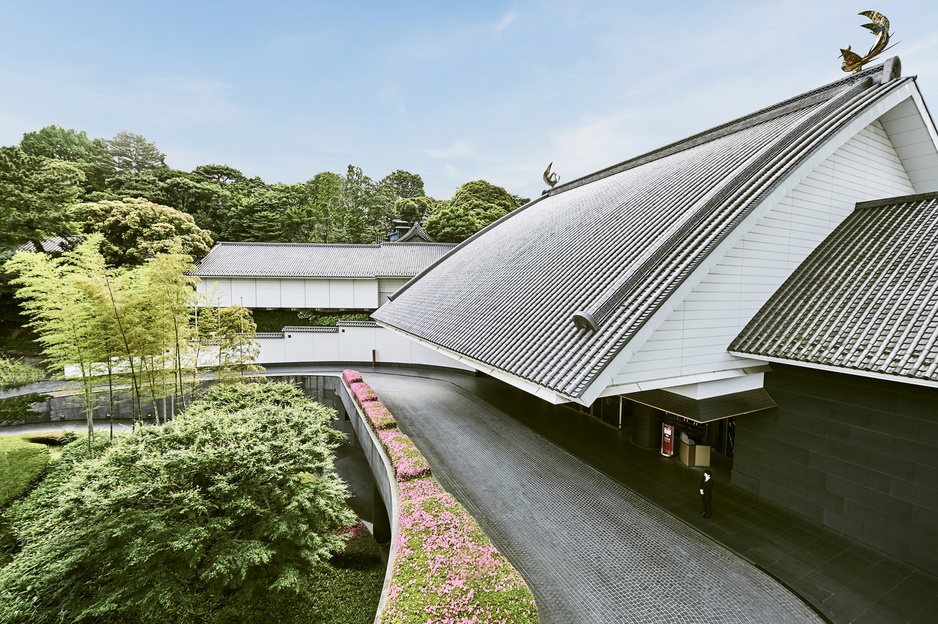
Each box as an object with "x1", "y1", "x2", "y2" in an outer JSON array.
[{"x1": 732, "y1": 364, "x2": 938, "y2": 576}]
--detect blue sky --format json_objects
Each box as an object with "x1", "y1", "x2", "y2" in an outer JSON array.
[{"x1": 2, "y1": 1, "x2": 937, "y2": 201}]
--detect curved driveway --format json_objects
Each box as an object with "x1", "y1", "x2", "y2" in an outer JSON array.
[{"x1": 364, "y1": 371, "x2": 821, "y2": 624}]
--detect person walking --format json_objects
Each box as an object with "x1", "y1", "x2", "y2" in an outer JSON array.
[{"x1": 699, "y1": 470, "x2": 714, "y2": 518}]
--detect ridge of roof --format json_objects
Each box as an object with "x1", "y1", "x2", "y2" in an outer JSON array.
[
  {"x1": 546, "y1": 62, "x2": 892, "y2": 198},
  {"x1": 855, "y1": 190, "x2": 938, "y2": 210}
]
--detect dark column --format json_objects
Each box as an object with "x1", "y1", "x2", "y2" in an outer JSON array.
[
  {"x1": 372, "y1": 484, "x2": 391, "y2": 544},
  {"x1": 631, "y1": 403, "x2": 663, "y2": 448}
]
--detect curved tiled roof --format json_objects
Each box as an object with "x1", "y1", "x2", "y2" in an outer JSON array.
[
  {"x1": 373, "y1": 63, "x2": 915, "y2": 400},
  {"x1": 192, "y1": 241, "x2": 455, "y2": 279},
  {"x1": 730, "y1": 192, "x2": 938, "y2": 382}
]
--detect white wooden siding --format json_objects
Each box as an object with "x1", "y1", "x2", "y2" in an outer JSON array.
[
  {"x1": 305, "y1": 281, "x2": 330, "y2": 308},
  {"x1": 256, "y1": 280, "x2": 281, "y2": 308},
  {"x1": 378, "y1": 278, "x2": 410, "y2": 305},
  {"x1": 611, "y1": 120, "x2": 916, "y2": 387}
]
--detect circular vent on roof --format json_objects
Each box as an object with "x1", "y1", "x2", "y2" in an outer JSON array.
[{"x1": 572, "y1": 311, "x2": 599, "y2": 332}]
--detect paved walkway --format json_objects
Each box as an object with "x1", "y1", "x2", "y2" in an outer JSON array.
[
  {"x1": 364, "y1": 371, "x2": 822, "y2": 623},
  {"x1": 363, "y1": 368, "x2": 938, "y2": 624}
]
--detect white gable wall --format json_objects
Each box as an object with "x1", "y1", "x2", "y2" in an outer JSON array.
[{"x1": 605, "y1": 119, "x2": 916, "y2": 393}]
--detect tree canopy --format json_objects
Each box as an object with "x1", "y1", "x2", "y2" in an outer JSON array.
[
  {"x1": 70, "y1": 198, "x2": 214, "y2": 265},
  {"x1": 0, "y1": 146, "x2": 83, "y2": 252},
  {"x1": 2, "y1": 124, "x2": 529, "y2": 254},
  {"x1": 425, "y1": 180, "x2": 528, "y2": 243}
]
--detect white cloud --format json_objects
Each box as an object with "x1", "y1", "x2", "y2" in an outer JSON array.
[{"x1": 494, "y1": 10, "x2": 517, "y2": 35}]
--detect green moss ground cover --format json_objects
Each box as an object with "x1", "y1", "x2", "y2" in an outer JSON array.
[{"x1": 0, "y1": 435, "x2": 53, "y2": 567}]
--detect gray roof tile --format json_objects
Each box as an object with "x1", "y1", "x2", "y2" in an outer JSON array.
[
  {"x1": 374, "y1": 64, "x2": 915, "y2": 400},
  {"x1": 192, "y1": 241, "x2": 455, "y2": 279},
  {"x1": 731, "y1": 192, "x2": 938, "y2": 382}
]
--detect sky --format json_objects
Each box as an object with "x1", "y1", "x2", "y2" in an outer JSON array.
[{"x1": 2, "y1": 1, "x2": 938, "y2": 201}]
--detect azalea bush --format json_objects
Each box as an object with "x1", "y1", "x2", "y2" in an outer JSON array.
[
  {"x1": 363, "y1": 401, "x2": 396, "y2": 430},
  {"x1": 342, "y1": 370, "x2": 538, "y2": 624},
  {"x1": 385, "y1": 476, "x2": 538, "y2": 624},
  {"x1": 350, "y1": 381, "x2": 378, "y2": 403},
  {"x1": 377, "y1": 428, "x2": 431, "y2": 482}
]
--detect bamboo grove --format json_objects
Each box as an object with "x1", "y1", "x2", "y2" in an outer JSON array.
[{"x1": 5, "y1": 236, "x2": 262, "y2": 449}]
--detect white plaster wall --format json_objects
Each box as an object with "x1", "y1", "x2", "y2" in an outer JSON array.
[
  {"x1": 256, "y1": 326, "x2": 473, "y2": 370},
  {"x1": 196, "y1": 277, "x2": 379, "y2": 310}
]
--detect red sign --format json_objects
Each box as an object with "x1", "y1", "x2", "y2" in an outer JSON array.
[{"x1": 661, "y1": 423, "x2": 674, "y2": 457}]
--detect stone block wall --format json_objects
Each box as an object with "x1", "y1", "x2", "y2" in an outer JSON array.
[{"x1": 732, "y1": 364, "x2": 938, "y2": 576}]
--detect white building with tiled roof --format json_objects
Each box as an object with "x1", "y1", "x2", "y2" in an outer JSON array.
[
  {"x1": 193, "y1": 240, "x2": 455, "y2": 309},
  {"x1": 373, "y1": 59, "x2": 938, "y2": 575}
]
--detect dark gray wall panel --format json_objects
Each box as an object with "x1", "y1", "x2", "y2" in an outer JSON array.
[{"x1": 732, "y1": 364, "x2": 938, "y2": 576}]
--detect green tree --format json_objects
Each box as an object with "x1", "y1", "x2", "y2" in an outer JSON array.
[
  {"x1": 107, "y1": 130, "x2": 166, "y2": 173},
  {"x1": 19, "y1": 125, "x2": 114, "y2": 196},
  {"x1": 395, "y1": 196, "x2": 438, "y2": 224},
  {"x1": 162, "y1": 165, "x2": 251, "y2": 236},
  {"x1": 71, "y1": 198, "x2": 213, "y2": 266},
  {"x1": 424, "y1": 200, "x2": 482, "y2": 243},
  {"x1": 0, "y1": 383, "x2": 356, "y2": 623},
  {"x1": 381, "y1": 169, "x2": 425, "y2": 201},
  {"x1": 5, "y1": 239, "x2": 111, "y2": 448},
  {"x1": 0, "y1": 146, "x2": 83, "y2": 252},
  {"x1": 342, "y1": 165, "x2": 394, "y2": 244},
  {"x1": 302, "y1": 171, "x2": 345, "y2": 243},
  {"x1": 425, "y1": 180, "x2": 527, "y2": 243}
]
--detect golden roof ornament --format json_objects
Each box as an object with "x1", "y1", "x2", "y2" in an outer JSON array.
[
  {"x1": 840, "y1": 11, "x2": 892, "y2": 73},
  {"x1": 543, "y1": 162, "x2": 559, "y2": 189}
]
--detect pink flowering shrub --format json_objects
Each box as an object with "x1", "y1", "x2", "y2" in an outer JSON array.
[
  {"x1": 341, "y1": 371, "x2": 538, "y2": 623},
  {"x1": 363, "y1": 401, "x2": 396, "y2": 430},
  {"x1": 342, "y1": 369, "x2": 363, "y2": 385},
  {"x1": 350, "y1": 381, "x2": 378, "y2": 403},
  {"x1": 381, "y1": 476, "x2": 538, "y2": 623},
  {"x1": 377, "y1": 429, "x2": 431, "y2": 482}
]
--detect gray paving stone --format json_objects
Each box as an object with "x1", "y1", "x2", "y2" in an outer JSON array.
[{"x1": 365, "y1": 372, "x2": 822, "y2": 623}]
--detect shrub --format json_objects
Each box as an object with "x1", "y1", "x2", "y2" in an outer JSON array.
[
  {"x1": 343, "y1": 369, "x2": 363, "y2": 385},
  {"x1": 383, "y1": 476, "x2": 538, "y2": 623},
  {"x1": 377, "y1": 429, "x2": 432, "y2": 482},
  {"x1": 0, "y1": 382, "x2": 356, "y2": 623},
  {"x1": 350, "y1": 381, "x2": 378, "y2": 403},
  {"x1": 363, "y1": 401, "x2": 396, "y2": 430},
  {"x1": 340, "y1": 371, "x2": 538, "y2": 623}
]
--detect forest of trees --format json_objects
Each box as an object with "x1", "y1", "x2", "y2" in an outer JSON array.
[
  {"x1": 0, "y1": 125, "x2": 531, "y2": 354},
  {"x1": 0, "y1": 125, "x2": 530, "y2": 254}
]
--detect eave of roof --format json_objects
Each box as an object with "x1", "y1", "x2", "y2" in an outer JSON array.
[
  {"x1": 192, "y1": 241, "x2": 454, "y2": 279},
  {"x1": 374, "y1": 61, "x2": 919, "y2": 401}
]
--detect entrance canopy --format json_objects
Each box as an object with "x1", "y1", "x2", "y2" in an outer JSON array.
[{"x1": 624, "y1": 388, "x2": 776, "y2": 424}]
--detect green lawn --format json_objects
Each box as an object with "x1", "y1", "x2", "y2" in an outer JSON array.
[
  {"x1": 0, "y1": 434, "x2": 54, "y2": 567},
  {"x1": 0, "y1": 435, "x2": 52, "y2": 508}
]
